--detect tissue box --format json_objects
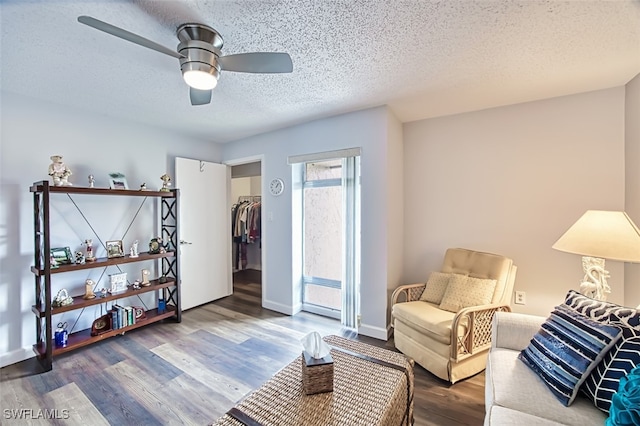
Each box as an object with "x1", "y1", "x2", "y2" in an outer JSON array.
[{"x1": 301, "y1": 351, "x2": 334, "y2": 395}]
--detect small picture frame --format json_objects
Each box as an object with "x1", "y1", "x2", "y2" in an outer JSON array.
[
  {"x1": 108, "y1": 172, "x2": 129, "y2": 190},
  {"x1": 109, "y1": 272, "x2": 128, "y2": 294},
  {"x1": 106, "y1": 240, "x2": 124, "y2": 258},
  {"x1": 50, "y1": 247, "x2": 74, "y2": 265}
]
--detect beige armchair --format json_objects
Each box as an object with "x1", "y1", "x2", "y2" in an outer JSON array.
[{"x1": 391, "y1": 248, "x2": 517, "y2": 383}]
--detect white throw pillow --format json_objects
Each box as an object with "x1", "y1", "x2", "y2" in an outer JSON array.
[
  {"x1": 439, "y1": 275, "x2": 497, "y2": 313},
  {"x1": 419, "y1": 272, "x2": 452, "y2": 304}
]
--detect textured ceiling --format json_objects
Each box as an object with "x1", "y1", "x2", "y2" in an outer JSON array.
[{"x1": 1, "y1": 0, "x2": 639, "y2": 143}]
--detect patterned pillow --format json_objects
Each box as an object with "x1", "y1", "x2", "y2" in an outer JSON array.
[
  {"x1": 564, "y1": 290, "x2": 640, "y2": 413},
  {"x1": 419, "y1": 272, "x2": 452, "y2": 304},
  {"x1": 438, "y1": 275, "x2": 496, "y2": 313},
  {"x1": 518, "y1": 304, "x2": 621, "y2": 406}
]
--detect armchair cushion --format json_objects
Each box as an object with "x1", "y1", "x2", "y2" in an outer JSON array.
[
  {"x1": 392, "y1": 301, "x2": 460, "y2": 345},
  {"x1": 419, "y1": 271, "x2": 452, "y2": 304},
  {"x1": 440, "y1": 248, "x2": 514, "y2": 304},
  {"x1": 518, "y1": 304, "x2": 622, "y2": 407},
  {"x1": 439, "y1": 274, "x2": 497, "y2": 313}
]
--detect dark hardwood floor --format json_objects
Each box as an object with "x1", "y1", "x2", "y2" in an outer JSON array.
[{"x1": 1, "y1": 276, "x2": 485, "y2": 425}]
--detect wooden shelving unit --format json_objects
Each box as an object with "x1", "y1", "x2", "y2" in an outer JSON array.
[{"x1": 30, "y1": 180, "x2": 181, "y2": 371}]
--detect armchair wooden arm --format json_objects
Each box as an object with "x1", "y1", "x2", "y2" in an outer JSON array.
[
  {"x1": 450, "y1": 303, "x2": 512, "y2": 362},
  {"x1": 391, "y1": 283, "x2": 426, "y2": 305}
]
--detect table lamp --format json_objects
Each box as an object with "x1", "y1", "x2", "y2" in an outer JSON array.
[{"x1": 552, "y1": 210, "x2": 640, "y2": 301}]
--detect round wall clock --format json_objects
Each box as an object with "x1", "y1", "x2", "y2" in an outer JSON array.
[
  {"x1": 149, "y1": 238, "x2": 162, "y2": 254},
  {"x1": 269, "y1": 178, "x2": 285, "y2": 196}
]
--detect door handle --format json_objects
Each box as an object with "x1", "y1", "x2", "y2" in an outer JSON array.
[{"x1": 180, "y1": 240, "x2": 193, "y2": 245}]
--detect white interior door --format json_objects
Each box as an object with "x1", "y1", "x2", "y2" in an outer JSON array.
[{"x1": 175, "y1": 158, "x2": 231, "y2": 310}]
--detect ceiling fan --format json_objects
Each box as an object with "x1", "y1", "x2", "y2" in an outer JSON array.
[{"x1": 77, "y1": 16, "x2": 293, "y2": 106}]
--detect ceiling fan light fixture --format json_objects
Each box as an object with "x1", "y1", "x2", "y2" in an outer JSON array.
[{"x1": 182, "y1": 64, "x2": 220, "y2": 90}]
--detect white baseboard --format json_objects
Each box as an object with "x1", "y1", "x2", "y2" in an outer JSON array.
[
  {"x1": 262, "y1": 299, "x2": 295, "y2": 315},
  {"x1": 358, "y1": 323, "x2": 390, "y2": 341},
  {"x1": 0, "y1": 347, "x2": 33, "y2": 368}
]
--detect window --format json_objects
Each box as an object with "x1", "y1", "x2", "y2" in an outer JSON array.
[{"x1": 295, "y1": 154, "x2": 360, "y2": 328}]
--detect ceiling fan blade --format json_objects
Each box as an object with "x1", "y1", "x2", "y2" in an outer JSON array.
[
  {"x1": 218, "y1": 52, "x2": 293, "y2": 73},
  {"x1": 78, "y1": 16, "x2": 184, "y2": 60},
  {"x1": 190, "y1": 87, "x2": 212, "y2": 106}
]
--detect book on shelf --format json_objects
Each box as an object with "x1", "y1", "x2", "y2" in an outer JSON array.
[
  {"x1": 111, "y1": 304, "x2": 141, "y2": 329},
  {"x1": 125, "y1": 306, "x2": 133, "y2": 326}
]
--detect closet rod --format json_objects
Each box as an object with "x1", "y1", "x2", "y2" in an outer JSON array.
[{"x1": 237, "y1": 195, "x2": 261, "y2": 202}]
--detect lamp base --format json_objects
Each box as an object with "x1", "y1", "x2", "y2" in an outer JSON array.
[{"x1": 578, "y1": 256, "x2": 611, "y2": 301}]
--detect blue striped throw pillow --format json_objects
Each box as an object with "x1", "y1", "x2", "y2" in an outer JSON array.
[
  {"x1": 519, "y1": 304, "x2": 621, "y2": 406},
  {"x1": 564, "y1": 290, "x2": 640, "y2": 413}
]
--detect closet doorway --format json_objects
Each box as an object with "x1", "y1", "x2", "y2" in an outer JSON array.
[{"x1": 231, "y1": 161, "x2": 263, "y2": 295}]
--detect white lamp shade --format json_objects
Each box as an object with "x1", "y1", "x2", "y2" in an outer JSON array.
[{"x1": 552, "y1": 210, "x2": 640, "y2": 262}]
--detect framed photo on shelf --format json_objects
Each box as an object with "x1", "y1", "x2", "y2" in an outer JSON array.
[
  {"x1": 109, "y1": 272, "x2": 128, "y2": 294},
  {"x1": 108, "y1": 172, "x2": 129, "y2": 190},
  {"x1": 50, "y1": 247, "x2": 73, "y2": 265},
  {"x1": 106, "y1": 240, "x2": 124, "y2": 258}
]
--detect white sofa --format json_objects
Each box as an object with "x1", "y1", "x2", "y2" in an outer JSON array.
[{"x1": 485, "y1": 311, "x2": 607, "y2": 425}]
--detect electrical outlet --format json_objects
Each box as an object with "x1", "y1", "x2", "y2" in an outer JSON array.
[{"x1": 515, "y1": 291, "x2": 526, "y2": 305}]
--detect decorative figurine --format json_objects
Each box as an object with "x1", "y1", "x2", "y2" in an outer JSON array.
[
  {"x1": 84, "y1": 239, "x2": 96, "y2": 262},
  {"x1": 50, "y1": 254, "x2": 59, "y2": 269},
  {"x1": 141, "y1": 269, "x2": 151, "y2": 286},
  {"x1": 100, "y1": 288, "x2": 107, "y2": 298},
  {"x1": 129, "y1": 240, "x2": 139, "y2": 258},
  {"x1": 48, "y1": 155, "x2": 72, "y2": 186},
  {"x1": 88, "y1": 174, "x2": 95, "y2": 188},
  {"x1": 132, "y1": 280, "x2": 141, "y2": 290},
  {"x1": 160, "y1": 173, "x2": 171, "y2": 192},
  {"x1": 139, "y1": 182, "x2": 148, "y2": 191},
  {"x1": 83, "y1": 279, "x2": 96, "y2": 299},
  {"x1": 75, "y1": 251, "x2": 86, "y2": 265}
]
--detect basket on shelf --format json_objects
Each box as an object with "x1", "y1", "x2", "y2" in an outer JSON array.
[{"x1": 52, "y1": 289, "x2": 73, "y2": 307}]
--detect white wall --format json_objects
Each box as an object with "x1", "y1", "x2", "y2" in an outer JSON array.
[
  {"x1": 625, "y1": 73, "x2": 640, "y2": 307},
  {"x1": 0, "y1": 92, "x2": 220, "y2": 367},
  {"x1": 403, "y1": 88, "x2": 626, "y2": 316},
  {"x1": 222, "y1": 106, "x2": 396, "y2": 339},
  {"x1": 386, "y1": 109, "x2": 404, "y2": 324}
]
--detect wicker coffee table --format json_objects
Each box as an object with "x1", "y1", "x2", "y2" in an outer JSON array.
[{"x1": 212, "y1": 335, "x2": 414, "y2": 426}]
